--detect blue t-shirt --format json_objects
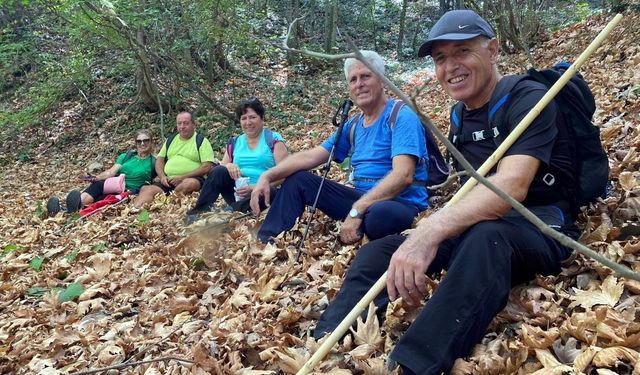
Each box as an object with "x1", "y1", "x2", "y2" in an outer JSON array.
[
  {"x1": 321, "y1": 100, "x2": 429, "y2": 210},
  {"x1": 233, "y1": 129, "x2": 284, "y2": 184}
]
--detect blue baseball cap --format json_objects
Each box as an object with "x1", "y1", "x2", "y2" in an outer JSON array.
[{"x1": 418, "y1": 10, "x2": 495, "y2": 57}]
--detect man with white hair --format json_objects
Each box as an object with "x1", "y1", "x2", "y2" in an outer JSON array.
[
  {"x1": 314, "y1": 10, "x2": 579, "y2": 375},
  {"x1": 251, "y1": 51, "x2": 430, "y2": 244}
]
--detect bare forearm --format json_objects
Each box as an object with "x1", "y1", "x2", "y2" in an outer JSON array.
[
  {"x1": 352, "y1": 170, "x2": 412, "y2": 212},
  {"x1": 156, "y1": 158, "x2": 166, "y2": 178},
  {"x1": 414, "y1": 156, "x2": 536, "y2": 244},
  {"x1": 262, "y1": 147, "x2": 327, "y2": 183}
]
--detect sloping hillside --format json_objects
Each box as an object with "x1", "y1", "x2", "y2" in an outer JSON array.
[{"x1": 1, "y1": 11, "x2": 639, "y2": 375}]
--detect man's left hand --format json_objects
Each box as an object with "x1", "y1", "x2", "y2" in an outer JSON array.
[
  {"x1": 387, "y1": 232, "x2": 438, "y2": 305},
  {"x1": 169, "y1": 176, "x2": 185, "y2": 186},
  {"x1": 339, "y1": 216, "x2": 364, "y2": 244}
]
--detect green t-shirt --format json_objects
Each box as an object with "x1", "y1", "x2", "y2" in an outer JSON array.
[
  {"x1": 116, "y1": 153, "x2": 155, "y2": 190},
  {"x1": 158, "y1": 133, "x2": 214, "y2": 178}
]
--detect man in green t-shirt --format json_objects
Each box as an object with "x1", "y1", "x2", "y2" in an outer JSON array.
[{"x1": 133, "y1": 112, "x2": 214, "y2": 208}]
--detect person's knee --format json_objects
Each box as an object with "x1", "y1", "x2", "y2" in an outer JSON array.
[
  {"x1": 134, "y1": 185, "x2": 160, "y2": 207},
  {"x1": 281, "y1": 170, "x2": 312, "y2": 188},
  {"x1": 175, "y1": 179, "x2": 201, "y2": 194},
  {"x1": 81, "y1": 193, "x2": 94, "y2": 206},
  {"x1": 363, "y1": 202, "x2": 417, "y2": 240}
]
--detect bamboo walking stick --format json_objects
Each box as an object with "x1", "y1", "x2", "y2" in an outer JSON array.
[{"x1": 296, "y1": 14, "x2": 623, "y2": 375}]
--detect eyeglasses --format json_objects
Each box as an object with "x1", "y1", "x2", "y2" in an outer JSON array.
[{"x1": 136, "y1": 139, "x2": 151, "y2": 144}]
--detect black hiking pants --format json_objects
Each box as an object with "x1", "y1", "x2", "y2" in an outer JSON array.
[{"x1": 314, "y1": 206, "x2": 576, "y2": 374}]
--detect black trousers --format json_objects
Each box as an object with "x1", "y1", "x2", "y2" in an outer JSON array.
[
  {"x1": 190, "y1": 165, "x2": 272, "y2": 214},
  {"x1": 315, "y1": 206, "x2": 575, "y2": 374},
  {"x1": 191, "y1": 165, "x2": 236, "y2": 213}
]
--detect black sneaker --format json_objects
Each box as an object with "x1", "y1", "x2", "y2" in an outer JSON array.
[
  {"x1": 46, "y1": 196, "x2": 61, "y2": 217},
  {"x1": 66, "y1": 190, "x2": 82, "y2": 213}
]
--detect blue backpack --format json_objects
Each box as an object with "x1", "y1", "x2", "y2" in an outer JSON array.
[
  {"x1": 449, "y1": 62, "x2": 608, "y2": 212},
  {"x1": 347, "y1": 100, "x2": 450, "y2": 191}
]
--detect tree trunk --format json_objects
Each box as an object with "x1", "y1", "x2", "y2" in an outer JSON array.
[
  {"x1": 396, "y1": 0, "x2": 408, "y2": 59},
  {"x1": 286, "y1": 0, "x2": 301, "y2": 65},
  {"x1": 324, "y1": 0, "x2": 337, "y2": 53}
]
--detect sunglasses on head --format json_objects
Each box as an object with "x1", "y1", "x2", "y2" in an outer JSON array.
[{"x1": 136, "y1": 138, "x2": 151, "y2": 144}]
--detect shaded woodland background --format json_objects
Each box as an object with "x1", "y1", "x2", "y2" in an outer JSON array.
[{"x1": 1, "y1": 0, "x2": 640, "y2": 374}]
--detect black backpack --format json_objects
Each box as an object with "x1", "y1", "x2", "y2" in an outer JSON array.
[
  {"x1": 164, "y1": 132, "x2": 205, "y2": 162},
  {"x1": 449, "y1": 62, "x2": 608, "y2": 212},
  {"x1": 347, "y1": 100, "x2": 450, "y2": 191}
]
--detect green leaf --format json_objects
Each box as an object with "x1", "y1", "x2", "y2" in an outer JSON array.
[
  {"x1": 340, "y1": 158, "x2": 351, "y2": 171},
  {"x1": 27, "y1": 286, "x2": 48, "y2": 297},
  {"x1": 92, "y1": 243, "x2": 106, "y2": 253},
  {"x1": 59, "y1": 283, "x2": 84, "y2": 303},
  {"x1": 34, "y1": 201, "x2": 45, "y2": 219},
  {"x1": 64, "y1": 249, "x2": 79, "y2": 263},
  {"x1": 29, "y1": 257, "x2": 45, "y2": 271},
  {"x1": 137, "y1": 208, "x2": 149, "y2": 223},
  {"x1": 2, "y1": 243, "x2": 21, "y2": 256},
  {"x1": 65, "y1": 212, "x2": 80, "y2": 225}
]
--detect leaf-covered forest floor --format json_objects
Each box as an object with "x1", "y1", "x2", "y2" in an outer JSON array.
[{"x1": 1, "y1": 12, "x2": 640, "y2": 375}]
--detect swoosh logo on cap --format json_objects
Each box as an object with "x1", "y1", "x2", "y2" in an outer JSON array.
[{"x1": 458, "y1": 24, "x2": 469, "y2": 29}]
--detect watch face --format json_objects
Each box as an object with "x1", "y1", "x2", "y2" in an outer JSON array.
[{"x1": 349, "y1": 208, "x2": 359, "y2": 218}]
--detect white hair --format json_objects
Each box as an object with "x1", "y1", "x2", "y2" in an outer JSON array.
[{"x1": 344, "y1": 50, "x2": 385, "y2": 80}]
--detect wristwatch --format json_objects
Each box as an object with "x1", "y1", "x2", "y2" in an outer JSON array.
[{"x1": 348, "y1": 208, "x2": 363, "y2": 219}]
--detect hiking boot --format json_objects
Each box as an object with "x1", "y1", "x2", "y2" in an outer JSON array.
[
  {"x1": 184, "y1": 213, "x2": 201, "y2": 225},
  {"x1": 46, "y1": 196, "x2": 61, "y2": 217},
  {"x1": 66, "y1": 190, "x2": 82, "y2": 213}
]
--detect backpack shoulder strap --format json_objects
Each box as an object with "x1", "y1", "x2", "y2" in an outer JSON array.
[
  {"x1": 164, "y1": 133, "x2": 177, "y2": 152},
  {"x1": 488, "y1": 75, "x2": 528, "y2": 143},
  {"x1": 123, "y1": 149, "x2": 136, "y2": 163},
  {"x1": 195, "y1": 133, "x2": 205, "y2": 163},
  {"x1": 150, "y1": 155, "x2": 157, "y2": 179},
  {"x1": 387, "y1": 99, "x2": 405, "y2": 129},
  {"x1": 264, "y1": 128, "x2": 275, "y2": 152},
  {"x1": 227, "y1": 135, "x2": 238, "y2": 163},
  {"x1": 347, "y1": 114, "x2": 361, "y2": 157}
]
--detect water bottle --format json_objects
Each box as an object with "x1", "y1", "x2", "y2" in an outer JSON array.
[{"x1": 234, "y1": 177, "x2": 250, "y2": 201}]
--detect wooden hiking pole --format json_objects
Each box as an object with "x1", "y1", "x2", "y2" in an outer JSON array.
[{"x1": 296, "y1": 14, "x2": 623, "y2": 375}]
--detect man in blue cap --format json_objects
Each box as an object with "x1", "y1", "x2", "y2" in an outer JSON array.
[{"x1": 313, "y1": 9, "x2": 579, "y2": 374}]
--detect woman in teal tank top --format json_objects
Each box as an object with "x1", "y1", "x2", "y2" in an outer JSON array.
[{"x1": 186, "y1": 98, "x2": 288, "y2": 221}]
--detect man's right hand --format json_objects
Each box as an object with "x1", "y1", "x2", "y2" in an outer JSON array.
[
  {"x1": 160, "y1": 176, "x2": 171, "y2": 187},
  {"x1": 250, "y1": 176, "x2": 271, "y2": 215}
]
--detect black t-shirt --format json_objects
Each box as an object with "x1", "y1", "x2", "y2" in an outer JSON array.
[{"x1": 456, "y1": 79, "x2": 574, "y2": 208}]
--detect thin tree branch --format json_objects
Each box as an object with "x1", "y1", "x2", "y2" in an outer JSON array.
[{"x1": 68, "y1": 356, "x2": 194, "y2": 375}]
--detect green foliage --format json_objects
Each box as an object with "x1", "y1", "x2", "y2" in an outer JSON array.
[
  {"x1": 2, "y1": 243, "x2": 23, "y2": 257},
  {"x1": 65, "y1": 212, "x2": 80, "y2": 225},
  {"x1": 63, "y1": 249, "x2": 79, "y2": 263},
  {"x1": 137, "y1": 208, "x2": 149, "y2": 223},
  {"x1": 26, "y1": 286, "x2": 47, "y2": 297},
  {"x1": 34, "y1": 201, "x2": 45, "y2": 219},
  {"x1": 58, "y1": 282, "x2": 84, "y2": 302},
  {"x1": 92, "y1": 243, "x2": 107, "y2": 253},
  {"x1": 29, "y1": 256, "x2": 45, "y2": 271}
]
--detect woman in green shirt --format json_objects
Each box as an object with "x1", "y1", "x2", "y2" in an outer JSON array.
[{"x1": 47, "y1": 129, "x2": 156, "y2": 215}]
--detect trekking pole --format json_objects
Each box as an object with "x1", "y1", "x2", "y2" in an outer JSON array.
[
  {"x1": 295, "y1": 13, "x2": 623, "y2": 375},
  {"x1": 187, "y1": 212, "x2": 252, "y2": 237},
  {"x1": 295, "y1": 99, "x2": 353, "y2": 262}
]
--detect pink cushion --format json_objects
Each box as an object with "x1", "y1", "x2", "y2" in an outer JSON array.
[{"x1": 103, "y1": 175, "x2": 125, "y2": 194}]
